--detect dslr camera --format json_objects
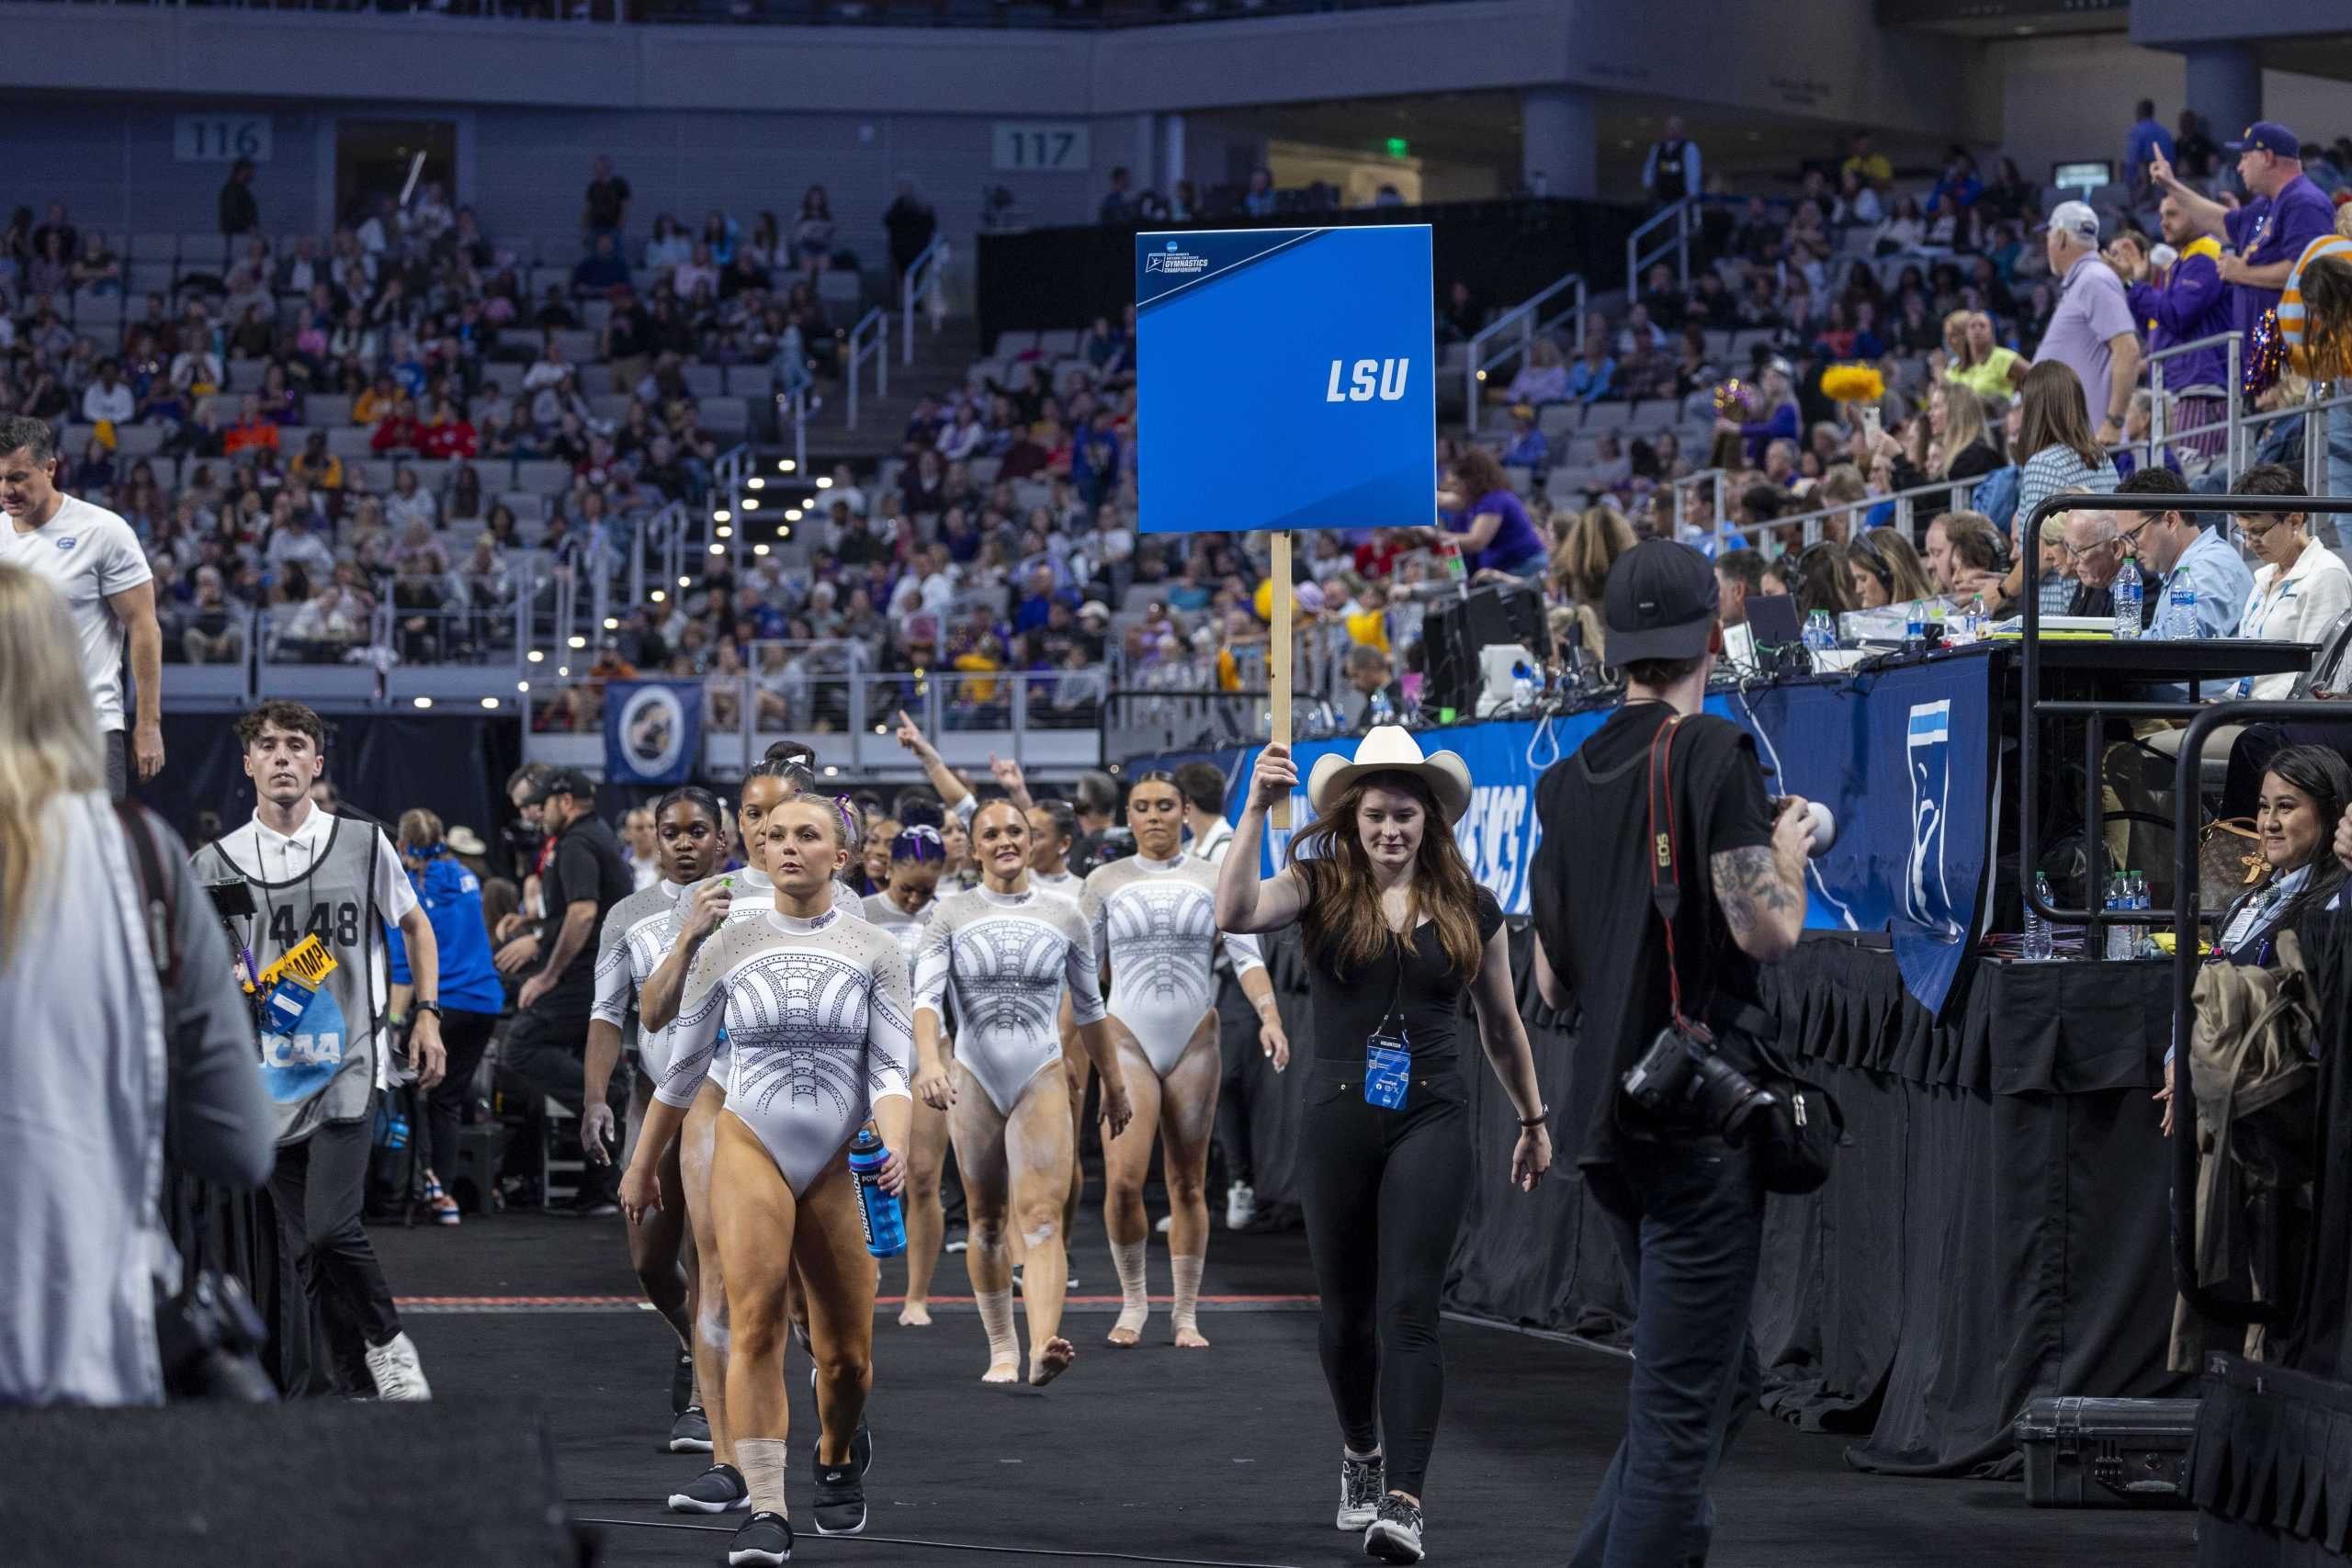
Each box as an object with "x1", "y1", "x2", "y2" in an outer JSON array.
[{"x1": 1622, "y1": 1025, "x2": 1780, "y2": 1140}]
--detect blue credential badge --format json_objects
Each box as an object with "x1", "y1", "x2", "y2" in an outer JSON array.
[{"x1": 1365, "y1": 1034, "x2": 1412, "y2": 1111}]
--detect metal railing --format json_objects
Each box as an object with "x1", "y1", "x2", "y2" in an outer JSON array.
[
  {"x1": 2146, "y1": 329, "x2": 2243, "y2": 477},
  {"x1": 1709, "y1": 472, "x2": 1981, "y2": 554},
  {"x1": 778, "y1": 384, "x2": 808, "y2": 479},
  {"x1": 1625, "y1": 197, "x2": 1695, "y2": 297},
  {"x1": 901, "y1": 235, "x2": 947, "y2": 367},
  {"x1": 1464, "y1": 271, "x2": 1585, "y2": 420},
  {"x1": 845, "y1": 307, "x2": 889, "y2": 429}
]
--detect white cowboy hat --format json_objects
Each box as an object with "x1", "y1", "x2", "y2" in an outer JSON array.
[{"x1": 1306, "y1": 726, "x2": 1474, "y2": 826}]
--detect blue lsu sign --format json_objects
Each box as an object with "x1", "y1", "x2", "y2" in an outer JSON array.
[{"x1": 1136, "y1": 225, "x2": 1436, "y2": 536}]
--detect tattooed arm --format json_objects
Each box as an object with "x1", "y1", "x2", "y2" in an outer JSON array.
[{"x1": 1709, "y1": 795, "x2": 1815, "y2": 962}]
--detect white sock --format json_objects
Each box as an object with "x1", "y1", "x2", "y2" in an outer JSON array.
[
  {"x1": 1170, "y1": 1253, "x2": 1205, "y2": 1337},
  {"x1": 737, "y1": 1437, "x2": 787, "y2": 1516},
  {"x1": 975, "y1": 1287, "x2": 1019, "y2": 1369},
  {"x1": 1110, "y1": 1236, "x2": 1149, "y2": 1335}
]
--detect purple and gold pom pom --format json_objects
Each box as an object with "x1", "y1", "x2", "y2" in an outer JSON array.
[
  {"x1": 1712, "y1": 378, "x2": 1755, "y2": 420},
  {"x1": 2244, "y1": 308, "x2": 2285, "y2": 399}
]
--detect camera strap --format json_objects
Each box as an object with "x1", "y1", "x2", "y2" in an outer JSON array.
[{"x1": 1645, "y1": 715, "x2": 1701, "y2": 1038}]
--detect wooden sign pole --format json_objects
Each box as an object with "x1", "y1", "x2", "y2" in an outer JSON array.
[{"x1": 1269, "y1": 532, "x2": 1293, "y2": 829}]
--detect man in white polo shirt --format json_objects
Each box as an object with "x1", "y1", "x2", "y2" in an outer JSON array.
[{"x1": 0, "y1": 414, "x2": 164, "y2": 797}]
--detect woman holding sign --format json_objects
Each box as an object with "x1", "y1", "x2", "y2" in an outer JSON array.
[
  {"x1": 620, "y1": 795, "x2": 913, "y2": 1564},
  {"x1": 1214, "y1": 728, "x2": 1550, "y2": 1566}
]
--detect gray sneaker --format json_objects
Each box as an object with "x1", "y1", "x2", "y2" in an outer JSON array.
[
  {"x1": 1338, "y1": 1450, "x2": 1385, "y2": 1531},
  {"x1": 1364, "y1": 1495, "x2": 1425, "y2": 1564},
  {"x1": 668, "y1": 1404, "x2": 712, "y2": 1453},
  {"x1": 667, "y1": 1462, "x2": 751, "y2": 1515}
]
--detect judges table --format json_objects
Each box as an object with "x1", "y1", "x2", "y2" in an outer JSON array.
[{"x1": 1193, "y1": 636, "x2": 2315, "y2": 1482}]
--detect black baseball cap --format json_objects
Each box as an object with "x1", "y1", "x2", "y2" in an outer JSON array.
[
  {"x1": 1603, "y1": 540, "x2": 1721, "y2": 663},
  {"x1": 525, "y1": 767, "x2": 595, "y2": 807}
]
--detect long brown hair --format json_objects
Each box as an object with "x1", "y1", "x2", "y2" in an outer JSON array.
[
  {"x1": 2017, "y1": 359, "x2": 2104, "y2": 468},
  {"x1": 1290, "y1": 770, "x2": 1484, "y2": 983},
  {"x1": 2301, "y1": 254, "x2": 2352, "y2": 382}
]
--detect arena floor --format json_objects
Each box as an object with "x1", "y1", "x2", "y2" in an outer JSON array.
[{"x1": 378, "y1": 1206, "x2": 2196, "y2": 1568}]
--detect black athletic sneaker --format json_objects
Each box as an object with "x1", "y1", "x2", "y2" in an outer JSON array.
[
  {"x1": 728, "y1": 1510, "x2": 794, "y2": 1565},
  {"x1": 667, "y1": 1462, "x2": 751, "y2": 1515},
  {"x1": 1363, "y1": 1495, "x2": 1425, "y2": 1564},
  {"x1": 1337, "y1": 1450, "x2": 1385, "y2": 1531},
  {"x1": 668, "y1": 1404, "x2": 712, "y2": 1453},
  {"x1": 672, "y1": 1348, "x2": 695, "y2": 1414},
  {"x1": 810, "y1": 1450, "x2": 866, "y2": 1537}
]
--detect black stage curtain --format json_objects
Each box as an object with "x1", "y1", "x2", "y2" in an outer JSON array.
[
  {"x1": 149, "y1": 712, "x2": 523, "y2": 850},
  {"x1": 976, "y1": 198, "x2": 1645, "y2": 352},
  {"x1": 1251, "y1": 927, "x2": 2188, "y2": 1480},
  {"x1": 2191, "y1": 1353, "x2": 2352, "y2": 1565}
]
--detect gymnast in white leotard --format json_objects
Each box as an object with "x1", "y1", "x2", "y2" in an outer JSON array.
[
  {"x1": 861, "y1": 820, "x2": 954, "y2": 1327},
  {"x1": 626, "y1": 754, "x2": 864, "y2": 1522},
  {"x1": 621, "y1": 796, "x2": 912, "y2": 1559},
  {"x1": 1084, "y1": 772, "x2": 1289, "y2": 1350},
  {"x1": 584, "y1": 786, "x2": 724, "y2": 1458},
  {"x1": 910, "y1": 799, "x2": 1134, "y2": 1386}
]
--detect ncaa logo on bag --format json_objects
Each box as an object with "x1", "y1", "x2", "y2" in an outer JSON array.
[{"x1": 618, "y1": 684, "x2": 689, "y2": 778}]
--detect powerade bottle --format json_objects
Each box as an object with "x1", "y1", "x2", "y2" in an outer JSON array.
[{"x1": 848, "y1": 1127, "x2": 905, "y2": 1258}]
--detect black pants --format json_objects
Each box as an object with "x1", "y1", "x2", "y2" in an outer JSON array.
[
  {"x1": 1212, "y1": 972, "x2": 1263, "y2": 1190},
  {"x1": 498, "y1": 1002, "x2": 620, "y2": 1198},
  {"x1": 421, "y1": 1008, "x2": 501, "y2": 1183},
  {"x1": 1570, "y1": 1133, "x2": 1767, "y2": 1568},
  {"x1": 1296, "y1": 1056, "x2": 1472, "y2": 1501},
  {"x1": 270, "y1": 1110, "x2": 401, "y2": 1395}
]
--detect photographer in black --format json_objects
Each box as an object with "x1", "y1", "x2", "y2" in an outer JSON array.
[{"x1": 1530, "y1": 540, "x2": 1813, "y2": 1568}]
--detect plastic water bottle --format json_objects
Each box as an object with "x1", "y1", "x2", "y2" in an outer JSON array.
[
  {"x1": 2113, "y1": 571, "x2": 2143, "y2": 641},
  {"x1": 1511, "y1": 660, "x2": 1537, "y2": 711},
  {"x1": 1803, "y1": 611, "x2": 1834, "y2": 654},
  {"x1": 2129, "y1": 871, "x2": 2154, "y2": 955},
  {"x1": 1962, "y1": 595, "x2": 1986, "y2": 645},
  {"x1": 1367, "y1": 687, "x2": 1395, "y2": 729},
  {"x1": 381, "y1": 1105, "x2": 410, "y2": 1151},
  {"x1": 1905, "y1": 598, "x2": 1927, "y2": 652},
  {"x1": 2024, "y1": 872, "x2": 2055, "y2": 961},
  {"x1": 848, "y1": 1127, "x2": 906, "y2": 1258},
  {"x1": 2103, "y1": 874, "x2": 2132, "y2": 960},
  {"x1": 2165, "y1": 584, "x2": 2196, "y2": 641}
]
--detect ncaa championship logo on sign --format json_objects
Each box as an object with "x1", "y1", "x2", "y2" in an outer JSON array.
[
  {"x1": 1136, "y1": 224, "x2": 1436, "y2": 536},
  {"x1": 605, "y1": 680, "x2": 702, "y2": 786}
]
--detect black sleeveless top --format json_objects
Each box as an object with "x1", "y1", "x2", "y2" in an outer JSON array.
[{"x1": 1295, "y1": 860, "x2": 1502, "y2": 1066}]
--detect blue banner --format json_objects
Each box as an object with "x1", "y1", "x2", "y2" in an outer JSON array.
[
  {"x1": 1213, "y1": 657, "x2": 1998, "y2": 1014},
  {"x1": 604, "y1": 680, "x2": 701, "y2": 787},
  {"x1": 1136, "y1": 224, "x2": 1435, "y2": 536}
]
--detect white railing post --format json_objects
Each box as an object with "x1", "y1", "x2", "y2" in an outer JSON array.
[
  {"x1": 846, "y1": 307, "x2": 886, "y2": 430},
  {"x1": 902, "y1": 235, "x2": 945, "y2": 366}
]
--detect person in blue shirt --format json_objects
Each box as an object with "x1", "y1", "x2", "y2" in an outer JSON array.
[
  {"x1": 2115, "y1": 465, "x2": 2254, "y2": 641},
  {"x1": 388, "y1": 808, "x2": 507, "y2": 1225},
  {"x1": 1499, "y1": 405, "x2": 1548, "y2": 475},
  {"x1": 2126, "y1": 100, "x2": 2177, "y2": 185},
  {"x1": 2151, "y1": 121, "x2": 2337, "y2": 344}
]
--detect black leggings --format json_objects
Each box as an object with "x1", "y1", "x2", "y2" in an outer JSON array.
[
  {"x1": 422, "y1": 1007, "x2": 501, "y2": 1183},
  {"x1": 1297, "y1": 1057, "x2": 1472, "y2": 1501}
]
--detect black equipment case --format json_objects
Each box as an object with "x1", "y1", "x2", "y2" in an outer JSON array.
[{"x1": 2013, "y1": 1396, "x2": 2199, "y2": 1506}]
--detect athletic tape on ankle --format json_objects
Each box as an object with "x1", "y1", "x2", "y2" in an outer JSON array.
[
  {"x1": 976, "y1": 1287, "x2": 1019, "y2": 1365},
  {"x1": 1110, "y1": 1237, "x2": 1149, "y2": 1331},
  {"x1": 1170, "y1": 1252, "x2": 1205, "y2": 1332},
  {"x1": 736, "y1": 1437, "x2": 788, "y2": 1516}
]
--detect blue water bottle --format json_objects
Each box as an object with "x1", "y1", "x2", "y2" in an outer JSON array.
[{"x1": 848, "y1": 1127, "x2": 906, "y2": 1258}]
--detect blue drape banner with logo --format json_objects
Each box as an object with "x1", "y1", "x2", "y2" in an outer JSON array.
[
  {"x1": 1214, "y1": 656, "x2": 1996, "y2": 1014},
  {"x1": 1136, "y1": 224, "x2": 1435, "y2": 536},
  {"x1": 604, "y1": 681, "x2": 702, "y2": 787}
]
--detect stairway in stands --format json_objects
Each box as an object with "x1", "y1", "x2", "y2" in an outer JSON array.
[{"x1": 814, "y1": 310, "x2": 982, "y2": 462}]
